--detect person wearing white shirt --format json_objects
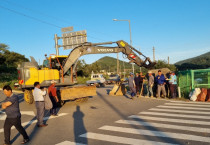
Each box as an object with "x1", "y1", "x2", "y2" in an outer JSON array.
[{"x1": 33, "y1": 82, "x2": 48, "y2": 127}]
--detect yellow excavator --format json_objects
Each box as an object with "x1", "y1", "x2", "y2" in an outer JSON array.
[{"x1": 17, "y1": 40, "x2": 155, "y2": 105}]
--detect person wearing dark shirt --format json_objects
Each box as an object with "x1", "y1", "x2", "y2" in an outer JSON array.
[
  {"x1": 2, "y1": 85, "x2": 29, "y2": 145},
  {"x1": 134, "y1": 73, "x2": 140, "y2": 96},
  {"x1": 48, "y1": 80, "x2": 59, "y2": 116},
  {"x1": 139, "y1": 72, "x2": 145, "y2": 96},
  {"x1": 155, "y1": 70, "x2": 166, "y2": 98}
]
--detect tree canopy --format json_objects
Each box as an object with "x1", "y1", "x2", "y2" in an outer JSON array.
[{"x1": 0, "y1": 43, "x2": 29, "y2": 67}]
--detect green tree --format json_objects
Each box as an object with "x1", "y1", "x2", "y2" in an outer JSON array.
[{"x1": 154, "y1": 60, "x2": 176, "y2": 71}]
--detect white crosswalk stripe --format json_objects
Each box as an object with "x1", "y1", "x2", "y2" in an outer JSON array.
[
  {"x1": 164, "y1": 102, "x2": 210, "y2": 107},
  {"x1": 57, "y1": 100, "x2": 210, "y2": 145},
  {"x1": 149, "y1": 108, "x2": 210, "y2": 114},
  {"x1": 55, "y1": 141, "x2": 86, "y2": 145},
  {"x1": 80, "y1": 132, "x2": 178, "y2": 145},
  {"x1": 99, "y1": 125, "x2": 210, "y2": 143},
  {"x1": 170, "y1": 100, "x2": 210, "y2": 104},
  {"x1": 116, "y1": 119, "x2": 210, "y2": 133},
  {"x1": 139, "y1": 111, "x2": 210, "y2": 119},
  {"x1": 157, "y1": 105, "x2": 210, "y2": 110},
  {"x1": 129, "y1": 115, "x2": 210, "y2": 125}
]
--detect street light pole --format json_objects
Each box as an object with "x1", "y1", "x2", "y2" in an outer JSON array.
[{"x1": 113, "y1": 19, "x2": 134, "y2": 74}]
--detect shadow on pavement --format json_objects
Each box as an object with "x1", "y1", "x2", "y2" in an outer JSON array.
[
  {"x1": 73, "y1": 105, "x2": 87, "y2": 144},
  {"x1": 97, "y1": 91, "x2": 182, "y2": 145}
]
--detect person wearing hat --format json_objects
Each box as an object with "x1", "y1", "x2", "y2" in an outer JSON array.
[
  {"x1": 128, "y1": 73, "x2": 136, "y2": 99},
  {"x1": 167, "y1": 71, "x2": 177, "y2": 98},
  {"x1": 48, "y1": 80, "x2": 59, "y2": 116},
  {"x1": 147, "y1": 71, "x2": 154, "y2": 98}
]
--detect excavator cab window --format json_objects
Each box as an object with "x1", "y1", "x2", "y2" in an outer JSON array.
[{"x1": 43, "y1": 59, "x2": 50, "y2": 68}]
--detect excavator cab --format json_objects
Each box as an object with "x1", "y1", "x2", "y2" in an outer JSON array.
[{"x1": 43, "y1": 54, "x2": 67, "y2": 70}]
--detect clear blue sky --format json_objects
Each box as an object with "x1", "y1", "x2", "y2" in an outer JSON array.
[{"x1": 0, "y1": 0, "x2": 210, "y2": 65}]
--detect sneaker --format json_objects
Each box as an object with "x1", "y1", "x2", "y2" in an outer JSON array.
[
  {"x1": 37, "y1": 124, "x2": 48, "y2": 127},
  {"x1": 21, "y1": 139, "x2": 30, "y2": 144}
]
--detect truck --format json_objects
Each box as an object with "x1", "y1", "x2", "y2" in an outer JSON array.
[
  {"x1": 17, "y1": 40, "x2": 155, "y2": 104},
  {"x1": 86, "y1": 74, "x2": 106, "y2": 87},
  {"x1": 106, "y1": 74, "x2": 120, "y2": 84}
]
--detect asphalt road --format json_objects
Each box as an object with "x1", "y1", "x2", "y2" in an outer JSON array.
[{"x1": 0, "y1": 86, "x2": 210, "y2": 145}]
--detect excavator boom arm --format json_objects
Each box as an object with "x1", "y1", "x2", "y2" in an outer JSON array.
[{"x1": 62, "y1": 40, "x2": 155, "y2": 75}]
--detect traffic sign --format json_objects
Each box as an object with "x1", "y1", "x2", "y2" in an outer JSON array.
[{"x1": 62, "y1": 30, "x2": 87, "y2": 49}]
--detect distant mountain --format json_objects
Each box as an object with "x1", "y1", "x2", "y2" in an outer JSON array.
[
  {"x1": 175, "y1": 52, "x2": 210, "y2": 70},
  {"x1": 93, "y1": 56, "x2": 144, "y2": 72}
]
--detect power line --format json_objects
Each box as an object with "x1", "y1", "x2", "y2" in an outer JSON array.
[
  {"x1": 1, "y1": 0, "x2": 114, "y2": 41},
  {"x1": 0, "y1": 4, "x2": 61, "y2": 28},
  {"x1": 0, "y1": 0, "x2": 142, "y2": 46},
  {"x1": 0, "y1": 4, "x2": 106, "y2": 42}
]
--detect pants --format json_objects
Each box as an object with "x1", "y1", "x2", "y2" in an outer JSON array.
[
  {"x1": 50, "y1": 95, "x2": 57, "y2": 115},
  {"x1": 170, "y1": 84, "x2": 177, "y2": 98},
  {"x1": 139, "y1": 83, "x2": 143, "y2": 95},
  {"x1": 129, "y1": 87, "x2": 136, "y2": 97},
  {"x1": 4, "y1": 117, "x2": 29, "y2": 144},
  {"x1": 136, "y1": 85, "x2": 140, "y2": 95},
  {"x1": 157, "y1": 84, "x2": 166, "y2": 98},
  {"x1": 147, "y1": 85, "x2": 153, "y2": 97},
  {"x1": 35, "y1": 101, "x2": 45, "y2": 125}
]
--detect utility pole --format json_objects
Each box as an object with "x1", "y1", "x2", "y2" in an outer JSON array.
[
  {"x1": 153, "y1": 46, "x2": 155, "y2": 62},
  {"x1": 54, "y1": 34, "x2": 59, "y2": 55},
  {"x1": 168, "y1": 56, "x2": 170, "y2": 64},
  {"x1": 139, "y1": 47, "x2": 141, "y2": 72},
  {"x1": 117, "y1": 53, "x2": 119, "y2": 74}
]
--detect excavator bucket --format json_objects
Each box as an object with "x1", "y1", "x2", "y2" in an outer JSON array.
[
  {"x1": 60, "y1": 85, "x2": 96, "y2": 101},
  {"x1": 109, "y1": 82, "x2": 126, "y2": 96}
]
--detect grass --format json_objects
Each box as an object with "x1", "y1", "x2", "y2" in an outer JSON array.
[{"x1": 77, "y1": 76, "x2": 91, "y2": 84}]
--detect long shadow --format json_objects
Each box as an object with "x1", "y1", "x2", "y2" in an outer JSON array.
[
  {"x1": 73, "y1": 105, "x2": 87, "y2": 144},
  {"x1": 97, "y1": 91, "x2": 183, "y2": 145}
]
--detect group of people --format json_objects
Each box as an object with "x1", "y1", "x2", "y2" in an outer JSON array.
[
  {"x1": 128, "y1": 70, "x2": 177, "y2": 99},
  {"x1": 1, "y1": 80, "x2": 59, "y2": 145}
]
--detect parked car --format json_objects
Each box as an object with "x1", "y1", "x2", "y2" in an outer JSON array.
[
  {"x1": 106, "y1": 74, "x2": 120, "y2": 84},
  {"x1": 86, "y1": 74, "x2": 106, "y2": 87}
]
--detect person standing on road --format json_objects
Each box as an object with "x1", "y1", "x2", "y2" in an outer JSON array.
[
  {"x1": 139, "y1": 72, "x2": 145, "y2": 96},
  {"x1": 155, "y1": 70, "x2": 166, "y2": 98},
  {"x1": 134, "y1": 73, "x2": 140, "y2": 96},
  {"x1": 2, "y1": 85, "x2": 29, "y2": 145},
  {"x1": 33, "y1": 82, "x2": 48, "y2": 127},
  {"x1": 48, "y1": 80, "x2": 59, "y2": 116},
  {"x1": 167, "y1": 72, "x2": 177, "y2": 98},
  {"x1": 147, "y1": 71, "x2": 154, "y2": 98},
  {"x1": 128, "y1": 73, "x2": 136, "y2": 99}
]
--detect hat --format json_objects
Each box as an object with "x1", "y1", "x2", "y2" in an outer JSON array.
[
  {"x1": 51, "y1": 80, "x2": 56, "y2": 84},
  {"x1": 130, "y1": 72, "x2": 134, "y2": 75}
]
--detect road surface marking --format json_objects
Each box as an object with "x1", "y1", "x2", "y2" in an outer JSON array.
[
  {"x1": 99, "y1": 125, "x2": 210, "y2": 143},
  {"x1": 0, "y1": 113, "x2": 68, "y2": 133},
  {"x1": 157, "y1": 105, "x2": 209, "y2": 110},
  {"x1": 80, "y1": 132, "x2": 178, "y2": 145},
  {"x1": 170, "y1": 100, "x2": 210, "y2": 104},
  {"x1": 116, "y1": 119, "x2": 210, "y2": 133},
  {"x1": 164, "y1": 103, "x2": 210, "y2": 107},
  {"x1": 149, "y1": 108, "x2": 209, "y2": 115},
  {"x1": 139, "y1": 111, "x2": 210, "y2": 119},
  {"x1": 129, "y1": 115, "x2": 210, "y2": 125},
  {"x1": 55, "y1": 141, "x2": 86, "y2": 145},
  {"x1": 0, "y1": 111, "x2": 35, "y2": 120}
]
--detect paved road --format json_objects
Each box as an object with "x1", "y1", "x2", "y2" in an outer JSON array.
[{"x1": 0, "y1": 86, "x2": 210, "y2": 145}]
